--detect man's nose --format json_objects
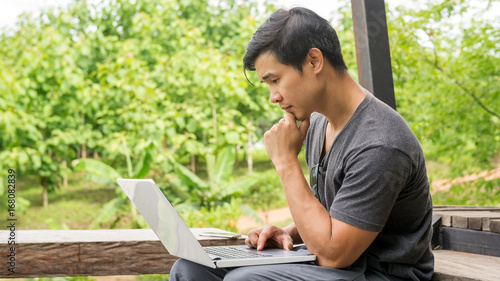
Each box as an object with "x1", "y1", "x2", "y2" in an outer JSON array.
[{"x1": 270, "y1": 91, "x2": 283, "y2": 104}]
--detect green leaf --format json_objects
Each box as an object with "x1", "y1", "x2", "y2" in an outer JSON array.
[
  {"x1": 72, "y1": 158, "x2": 122, "y2": 181},
  {"x1": 88, "y1": 196, "x2": 128, "y2": 229},
  {"x1": 225, "y1": 131, "x2": 240, "y2": 144},
  {"x1": 211, "y1": 146, "x2": 235, "y2": 187},
  {"x1": 174, "y1": 164, "x2": 208, "y2": 189},
  {"x1": 218, "y1": 176, "x2": 259, "y2": 200}
]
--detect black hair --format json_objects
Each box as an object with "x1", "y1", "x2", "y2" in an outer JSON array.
[{"x1": 243, "y1": 7, "x2": 347, "y2": 76}]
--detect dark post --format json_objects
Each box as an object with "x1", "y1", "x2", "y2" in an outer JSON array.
[{"x1": 351, "y1": 0, "x2": 396, "y2": 110}]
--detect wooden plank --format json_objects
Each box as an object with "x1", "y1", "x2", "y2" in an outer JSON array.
[
  {"x1": 491, "y1": 219, "x2": 500, "y2": 234},
  {"x1": 432, "y1": 250, "x2": 500, "y2": 281},
  {"x1": 441, "y1": 227, "x2": 500, "y2": 257},
  {"x1": 452, "y1": 215, "x2": 469, "y2": 229},
  {"x1": 433, "y1": 210, "x2": 500, "y2": 231},
  {"x1": 434, "y1": 205, "x2": 500, "y2": 212},
  {"x1": 468, "y1": 216, "x2": 483, "y2": 230},
  {"x1": 0, "y1": 229, "x2": 245, "y2": 278},
  {"x1": 438, "y1": 212, "x2": 453, "y2": 227}
]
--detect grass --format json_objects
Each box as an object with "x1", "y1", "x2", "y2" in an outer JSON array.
[{"x1": 11, "y1": 172, "x2": 119, "y2": 230}]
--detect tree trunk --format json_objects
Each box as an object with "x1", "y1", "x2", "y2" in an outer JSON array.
[
  {"x1": 81, "y1": 114, "x2": 87, "y2": 159},
  {"x1": 81, "y1": 143, "x2": 87, "y2": 159},
  {"x1": 247, "y1": 130, "x2": 253, "y2": 173},
  {"x1": 41, "y1": 177, "x2": 49, "y2": 207},
  {"x1": 235, "y1": 145, "x2": 239, "y2": 167},
  {"x1": 212, "y1": 101, "x2": 217, "y2": 145},
  {"x1": 190, "y1": 155, "x2": 196, "y2": 173},
  {"x1": 93, "y1": 150, "x2": 98, "y2": 159},
  {"x1": 62, "y1": 160, "x2": 68, "y2": 187}
]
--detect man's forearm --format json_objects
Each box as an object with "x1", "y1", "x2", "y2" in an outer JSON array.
[
  {"x1": 277, "y1": 159, "x2": 378, "y2": 268},
  {"x1": 276, "y1": 159, "x2": 333, "y2": 251}
]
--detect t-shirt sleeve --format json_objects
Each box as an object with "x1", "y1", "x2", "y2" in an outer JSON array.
[
  {"x1": 304, "y1": 113, "x2": 322, "y2": 168},
  {"x1": 329, "y1": 146, "x2": 412, "y2": 232}
]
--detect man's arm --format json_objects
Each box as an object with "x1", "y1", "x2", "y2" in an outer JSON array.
[
  {"x1": 260, "y1": 111, "x2": 378, "y2": 268},
  {"x1": 278, "y1": 159, "x2": 378, "y2": 268}
]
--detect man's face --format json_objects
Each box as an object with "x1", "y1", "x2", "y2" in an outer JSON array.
[{"x1": 254, "y1": 51, "x2": 318, "y2": 121}]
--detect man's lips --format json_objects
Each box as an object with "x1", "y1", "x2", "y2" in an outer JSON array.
[{"x1": 281, "y1": 106, "x2": 292, "y2": 112}]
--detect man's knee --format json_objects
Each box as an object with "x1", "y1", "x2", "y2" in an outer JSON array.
[
  {"x1": 225, "y1": 267, "x2": 266, "y2": 281},
  {"x1": 169, "y1": 259, "x2": 190, "y2": 281},
  {"x1": 169, "y1": 259, "x2": 226, "y2": 281}
]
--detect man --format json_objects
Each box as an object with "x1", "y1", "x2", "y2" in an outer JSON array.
[{"x1": 170, "y1": 7, "x2": 433, "y2": 281}]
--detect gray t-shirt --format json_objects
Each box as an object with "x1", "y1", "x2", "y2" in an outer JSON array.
[{"x1": 304, "y1": 91, "x2": 434, "y2": 280}]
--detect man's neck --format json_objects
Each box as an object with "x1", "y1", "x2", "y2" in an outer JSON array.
[{"x1": 316, "y1": 72, "x2": 366, "y2": 134}]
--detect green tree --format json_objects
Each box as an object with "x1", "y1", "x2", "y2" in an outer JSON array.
[
  {"x1": 386, "y1": 0, "x2": 499, "y2": 177},
  {"x1": 0, "y1": 0, "x2": 276, "y2": 209}
]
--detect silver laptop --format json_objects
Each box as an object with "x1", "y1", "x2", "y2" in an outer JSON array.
[{"x1": 117, "y1": 178, "x2": 316, "y2": 268}]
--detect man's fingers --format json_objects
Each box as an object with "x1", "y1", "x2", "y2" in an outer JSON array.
[
  {"x1": 245, "y1": 237, "x2": 253, "y2": 248},
  {"x1": 282, "y1": 235, "x2": 294, "y2": 250},
  {"x1": 284, "y1": 111, "x2": 296, "y2": 124},
  {"x1": 246, "y1": 225, "x2": 294, "y2": 251},
  {"x1": 299, "y1": 115, "x2": 311, "y2": 136},
  {"x1": 245, "y1": 228, "x2": 262, "y2": 248},
  {"x1": 257, "y1": 226, "x2": 274, "y2": 251}
]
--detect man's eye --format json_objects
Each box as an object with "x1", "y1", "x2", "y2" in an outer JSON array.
[{"x1": 272, "y1": 79, "x2": 279, "y2": 83}]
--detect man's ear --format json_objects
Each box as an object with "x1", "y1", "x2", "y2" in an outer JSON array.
[{"x1": 306, "y1": 48, "x2": 324, "y2": 75}]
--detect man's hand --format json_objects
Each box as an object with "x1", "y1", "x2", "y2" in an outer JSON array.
[
  {"x1": 245, "y1": 225, "x2": 294, "y2": 251},
  {"x1": 263, "y1": 112, "x2": 310, "y2": 170}
]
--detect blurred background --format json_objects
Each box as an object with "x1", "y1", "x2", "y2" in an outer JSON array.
[{"x1": 0, "y1": 0, "x2": 498, "y2": 241}]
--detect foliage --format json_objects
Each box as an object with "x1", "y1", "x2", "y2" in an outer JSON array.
[
  {"x1": 432, "y1": 179, "x2": 500, "y2": 206},
  {"x1": 181, "y1": 199, "x2": 242, "y2": 232},
  {"x1": 246, "y1": 169, "x2": 287, "y2": 211},
  {"x1": 27, "y1": 277, "x2": 97, "y2": 281},
  {"x1": 1, "y1": 0, "x2": 498, "y2": 235},
  {"x1": 72, "y1": 138, "x2": 157, "y2": 228},
  {"x1": 0, "y1": 0, "x2": 279, "y2": 206},
  {"x1": 173, "y1": 147, "x2": 256, "y2": 207},
  {"x1": 331, "y1": 0, "x2": 499, "y2": 179},
  {"x1": 171, "y1": 146, "x2": 262, "y2": 229},
  {"x1": 385, "y1": 0, "x2": 500, "y2": 177}
]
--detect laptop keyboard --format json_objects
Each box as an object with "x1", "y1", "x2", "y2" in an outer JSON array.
[{"x1": 205, "y1": 247, "x2": 273, "y2": 259}]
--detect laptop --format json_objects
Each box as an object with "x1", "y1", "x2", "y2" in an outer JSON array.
[{"x1": 117, "y1": 178, "x2": 316, "y2": 268}]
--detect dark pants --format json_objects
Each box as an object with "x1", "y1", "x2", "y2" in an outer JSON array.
[{"x1": 169, "y1": 255, "x2": 390, "y2": 281}]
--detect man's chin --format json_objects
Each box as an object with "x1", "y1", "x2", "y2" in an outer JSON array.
[
  {"x1": 295, "y1": 113, "x2": 312, "y2": 122},
  {"x1": 293, "y1": 113, "x2": 306, "y2": 122}
]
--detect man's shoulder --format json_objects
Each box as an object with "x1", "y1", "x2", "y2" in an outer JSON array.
[
  {"x1": 310, "y1": 112, "x2": 324, "y2": 123},
  {"x1": 307, "y1": 112, "x2": 326, "y2": 136}
]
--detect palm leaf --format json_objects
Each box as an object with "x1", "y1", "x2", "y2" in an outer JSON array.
[
  {"x1": 211, "y1": 146, "x2": 235, "y2": 188},
  {"x1": 88, "y1": 196, "x2": 128, "y2": 229},
  {"x1": 174, "y1": 164, "x2": 209, "y2": 189},
  {"x1": 73, "y1": 158, "x2": 122, "y2": 181},
  {"x1": 219, "y1": 176, "x2": 259, "y2": 199}
]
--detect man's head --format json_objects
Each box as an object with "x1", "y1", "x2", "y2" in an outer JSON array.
[{"x1": 243, "y1": 7, "x2": 347, "y2": 76}]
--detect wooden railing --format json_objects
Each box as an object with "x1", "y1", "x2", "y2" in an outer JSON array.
[{"x1": 1, "y1": 223, "x2": 500, "y2": 280}]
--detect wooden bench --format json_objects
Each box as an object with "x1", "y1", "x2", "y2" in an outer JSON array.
[{"x1": 1, "y1": 228, "x2": 500, "y2": 280}]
